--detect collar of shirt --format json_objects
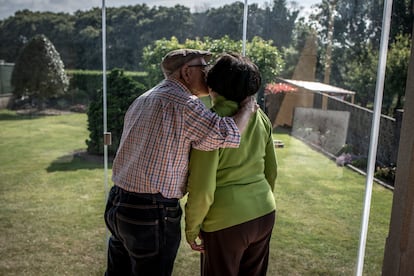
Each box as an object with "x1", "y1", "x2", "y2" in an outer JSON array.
[
  {"x1": 166, "y1": 77, "x2": 193, "y2": 96},
  {"x1": 211, "y1": 95, "x2": 239, "y2": 117}
]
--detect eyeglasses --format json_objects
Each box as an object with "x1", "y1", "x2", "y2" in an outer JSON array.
[
  {"x1": 187, "y1": 64, "x2": 209, "y2": 68},
  {"x1": 188, "y1": 64, "x2": 210, "y2": 74}
]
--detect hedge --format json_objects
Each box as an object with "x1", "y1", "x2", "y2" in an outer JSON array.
[{"x1": 66, "y1": 69, "x2": 148, "y2": 105}]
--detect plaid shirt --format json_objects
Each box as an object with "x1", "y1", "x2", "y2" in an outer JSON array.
[{"x1": 112, "y1": 79, "x2": 241, "y2": 199}]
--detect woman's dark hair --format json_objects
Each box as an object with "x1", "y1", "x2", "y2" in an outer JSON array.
[{"x1": 207, "y1": 53, "x2": 261, "y2": 103}]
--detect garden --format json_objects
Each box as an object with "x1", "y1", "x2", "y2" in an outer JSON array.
[{"x1": 0, "y1": 110, "x2": 392, "y2": 275}]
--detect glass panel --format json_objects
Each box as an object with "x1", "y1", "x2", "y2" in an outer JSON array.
[{"x1": 1, "y1": 0, "x2": 409, "y2": 274}]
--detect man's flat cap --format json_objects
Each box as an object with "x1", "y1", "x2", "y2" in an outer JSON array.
[{"x1": 161, "y1": 49, "x2": 212, "y2": 75}]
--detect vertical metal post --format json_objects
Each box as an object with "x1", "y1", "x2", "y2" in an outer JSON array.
[
  {"x1": 101, "y1": 0, "x2": 111, "y2": 257},
  {"x1": 355, "y1": 0, "x2": 393, "y2": 275},
  {"x1": 242, "y1": 0, "x2": 248, "y2": 56},
  {"x1": 102, "y1": 0, "x2": 109, "y2": 201}
]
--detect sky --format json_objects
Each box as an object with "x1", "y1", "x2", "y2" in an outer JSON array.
[{"x1": 0, "y1": 0, "x2": 321, "y2": 20}]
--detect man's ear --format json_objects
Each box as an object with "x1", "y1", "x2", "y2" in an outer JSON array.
[{"x1": 180, "y1": 65, "x2": 191, "y2": 84}]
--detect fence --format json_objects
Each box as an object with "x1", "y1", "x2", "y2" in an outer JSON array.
[
  {"x1": 0, "y1": 61, "x2": 14, "y2": 108},
  {"x1": 304, "y1": 92, "x2": 403, "y2": 166},
  {"x1": 266, "y1": 90, "x2": 402, "y2": 167},
  {"x1": 322, "y1": 92, "x2": 401, "y2": 166}
]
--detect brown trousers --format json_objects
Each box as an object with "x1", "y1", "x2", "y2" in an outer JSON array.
[{"x1": 201, "y1": 211, "x2": 276, "y2": 276}]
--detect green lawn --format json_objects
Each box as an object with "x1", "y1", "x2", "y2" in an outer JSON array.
[{"x1": 0, "y1": 110, "x2": 392, "y2": 275}]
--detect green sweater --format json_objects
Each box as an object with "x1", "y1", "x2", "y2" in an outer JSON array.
[{"x1": 185, "y1": 95, "x2": 278, "y2": 243}]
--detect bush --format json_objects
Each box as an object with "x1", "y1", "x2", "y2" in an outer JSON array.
[
  {"x1": 86, "y1": 69, "x2": 145, "y2": 156},
  {"x1": 374, "y1": 165, "x2": 396, "y2": 185}
]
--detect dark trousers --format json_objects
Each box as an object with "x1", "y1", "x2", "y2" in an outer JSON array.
[
  {"x1": 104, "y1": 186, "x2": 182, "y2": 276},
  {"x1": 201, "y1": 211, "x2": 276, "y2": 276}
]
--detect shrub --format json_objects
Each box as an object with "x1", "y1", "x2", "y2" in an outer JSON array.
[
  {"x1": 374, "y1": 165, "x2": 396, "y2": 185},
  {"x1": 86, "y1": 69, "x2": 145, "y2": 156}
]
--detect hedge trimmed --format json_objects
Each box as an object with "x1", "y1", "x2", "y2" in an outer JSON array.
[{"x1": 67, "y1": 69, "x2": 148, "y2": 104}]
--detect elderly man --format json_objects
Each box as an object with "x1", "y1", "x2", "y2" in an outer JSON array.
[{"x1": 104, "y1": 49, "x2": 257, "y2": 276}]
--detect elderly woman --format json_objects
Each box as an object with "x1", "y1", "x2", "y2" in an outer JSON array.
[{"x1": 185, "y1": 53, "x2": 278, "y2": 276}]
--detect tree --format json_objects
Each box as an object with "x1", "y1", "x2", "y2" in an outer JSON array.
[
  {"x1": 106, "y1": 4, "x2": 193, "y2": 70},
  {"x1": 73, "y1": 8, "x2": 102, "y2": 70},
  {"x1": 310, "y1": 0, "x2": 381, "y2": 86},
  {"x1": 142, "y1": 36, "x2": 284, "y2": 87},
  {"x1": 343, "y1": 46, "x2": 377, "y2": 108},
  {"x1": 0, "y1": 2, "x2": 303, "y2": 71},
  {"x1": 0, "y1": 10, "x2": 75, "y2": 66},
  {"x1": 141, "y1": 36, "x2": 183, "y2": 86},
  {"x1": 389, "y1": 0, "x2": 414, "y2": 42},
  {"x1": 11, "y1": 34, "x2": 69, "y2": 109},
  {"x1": 194, "y1": 3, "x2": 245, "y2": 40},
  {"x1": 384, "y1": 33, "x2": 411, "y2": 114},
  {"x1": 261, "y1": 0, "x2": 300, "y2": 49},
  {"x1": 141, "y1": 36, "x2": 284, "y2": 110},
  {"x1": 342, "y1": 33, "x2": 411, "y2": 115},
  {"x1": 310, "y1": 0, "x2": 413, "y2": 113},
  {"x1": 86, "y1": 69, "x2": 145, "y2": 156}
]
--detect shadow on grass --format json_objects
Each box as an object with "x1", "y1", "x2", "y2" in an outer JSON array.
[
  {"x1": 47, "y1": 150, "x2": 113, "y2": 172},
  {"x1": 0, "y1": 109, "x2": 75, "y2": 121},
  {"x1": 0, "y1": 112, "x2": 44, "y2": 121}
]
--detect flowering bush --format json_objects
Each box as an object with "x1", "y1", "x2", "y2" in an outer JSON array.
[
  {"x1": 375, "y1": 165, "x2": 396, "y2": 184},
  {"x1": 336, "y1": 153, "x2": 352, "y2": 166},
  {"x1": 264, "y1": 82, "x2": 297, "y2": 95}
]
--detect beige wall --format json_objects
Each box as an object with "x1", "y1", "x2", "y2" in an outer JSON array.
[{"x1": 274, "y1": 89, "x2": 314, "y2": 127}]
